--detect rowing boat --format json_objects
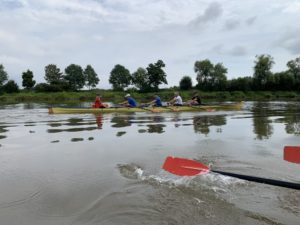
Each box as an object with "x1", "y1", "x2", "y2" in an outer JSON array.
[
  {"x1": 49, "y1": 102, "x2": 244, "y2": 114},
  {"x1": 48, "y1": 102, "x2": 244, "y2": 114}
]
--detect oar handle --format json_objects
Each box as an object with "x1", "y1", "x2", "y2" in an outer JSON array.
[{"x1": 212, "y1": 170, "x2": 300, "y2": 190}]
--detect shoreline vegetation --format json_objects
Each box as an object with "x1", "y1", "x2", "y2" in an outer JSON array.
[
  {"x1": 0, "y1": 90, "x2": 299, "y2": 105},
  {"x1": 1, "y1": 56, "x2": 300, "y2": 105}
]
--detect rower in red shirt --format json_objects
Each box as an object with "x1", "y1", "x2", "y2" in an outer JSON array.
[{"x1": 93, "y1": 94, "x2": 108, "y2": 108}]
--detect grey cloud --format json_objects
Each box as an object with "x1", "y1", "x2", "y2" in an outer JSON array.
[
  {"x1": 224, "y1": 19, "x2": 240, "y2": 31},
  {"x1": 245, "y1": 16, "x2": 257, "y2": 26},
  {"x1": 278, "y1": 29, "x2": 300, "y2": 54},
  {"x1": 211, "y1": 44, "x2": 223, "y2": 54},
  {"x1": 190, "y1": 2, "x2": 223, "y2": 26},
  {"x1": 228, "y1": 46, "x2": 247, "y2": 56},
  {"x1": 281, "y1": 37, "x2": 300, "y2": 54},
  {"x1": 0, "y1": 0, "x2": 24, "y2": 10},
  {"x1": 210, "y1": 45, "x2": 247, "y2": 56},
  {"x1": 94, "y1": 0, "x2": 130, "y2": 11}
]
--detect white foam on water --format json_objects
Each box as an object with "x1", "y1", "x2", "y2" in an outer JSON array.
[{"x1": 119, "y1": 164, "x2": 246, "y2": 196}]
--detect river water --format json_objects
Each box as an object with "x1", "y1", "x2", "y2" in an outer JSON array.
[{"x1": 0, "y1": 101, "x2": 299, "y2": 225}]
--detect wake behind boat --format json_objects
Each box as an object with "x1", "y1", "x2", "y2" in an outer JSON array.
[{"x1": 48, "y1": 102, "x2": 244, "y2": 114}]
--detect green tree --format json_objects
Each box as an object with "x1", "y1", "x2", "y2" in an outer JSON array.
[
  {"x1": 194, "y1": 59, "x2": 214, "y2": 88},
  {"x1": 287, "y1": 57, "x2": 300, "y2": 90},
  {"x1": 0, "y1": 64, "x2": 8, "y2": 86},
  {"x1": 228, "y1": 77, "x2": 253, "y2": 91},
  {"x1": 179, "y1": 76, "x2": 193, "y2": 90},
  {"x1": 34, "y1": 83, "x2": 51, "y2": 92},
  {"x1": 212, "y1": 63, "x2": 227, "y2": 91},
  {"x1": 253, "y1": 54, "x2": 274, "y2": 90},
  {"x1": 194, "y1": 60, "x2": 227, "y2": 91},
  {"x1": 132, "y1": 67, "x2": 149, "y2": 92},
  {"x1": 146, "y1": 60, "x2": 167, "y2": 91},
  {"x1": 276, "y1": 72, "x2": 295, "y2": 91},
  {"x1": 44, "y1": 64, "x2": 63, "y2": 85},
  {"x1": 84, "y1": 65, "x2": 99, "y2": 89},
  {"x1": 109, "y1": 64, "x2": 131, "y2": 91},
  {"x1": 3, "y1": 80, "x2": 19, "y2": 93},
  {"x1": 22, "y1": 70, "x2": 36, "y2": 90},
  {"x1": 64, "y1": 64, "x2": 85, "y2": 90}
]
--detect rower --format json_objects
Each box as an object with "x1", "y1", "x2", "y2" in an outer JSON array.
[
  {"x1": 187, "y1": 92, "x2": 202, "y2": 106},
  {"x1": 168, "y1": 92, "x2": 183, "y2": 106},
  {"x1": 147, "y1": 94, "x2": 162, "y2": 107},
  {"x1": 120, "y1": 94, "x2": 137, "y2": 107},
  {"x1": 93, "y1": 94, "x2": 108, "y2": 108}
]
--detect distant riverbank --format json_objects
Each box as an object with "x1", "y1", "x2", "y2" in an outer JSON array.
[{"x1": 0, "y1": 90, "x2": 299, "y2": 104}]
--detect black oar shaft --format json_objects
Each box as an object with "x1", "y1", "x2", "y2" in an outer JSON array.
[{"x1": 212, "y1": 170, "x2": 300, "y2": 190}]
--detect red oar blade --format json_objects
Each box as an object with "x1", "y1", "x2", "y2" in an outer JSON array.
[
  {"x1": 162, "y1": 156, "x2": 210, "y2": 176},
  {"x1": 284, "y1": 146, "x2": 300, "y2": 164}
]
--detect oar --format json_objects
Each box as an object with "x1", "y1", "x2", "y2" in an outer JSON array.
[
  {"x1": 111, "y1": 103, "x2": 124, "y2": 108},
  {"x1": 137, "y1": 103, "x2": 160, "y2": 113},
  {"x1": 164, "y1": 105, "x2": 179, "y2": 112},
  {"x1": 284, "y1": 146, "x2": 300, "y2": 164},
  {"x1": 140, "y1": 106, "x2": 161, "y2": 113},
  {"x1": 188, "y1": 104, "x2": 215, "y2": 112},
  {"x1": 162, "y1": 156, "x2": 300, "y2": 190}
]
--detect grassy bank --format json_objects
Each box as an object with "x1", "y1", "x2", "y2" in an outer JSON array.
[{"x1": 0, "y1": 90, "x2": 300, "y2": 104}]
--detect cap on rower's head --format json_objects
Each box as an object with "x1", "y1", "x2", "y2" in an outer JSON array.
[
  {"x1": 125, "y1": 94, "x2": 130, "y2": 98},
  {"x1": 174, "y1": 92, "x2": 179, "y2": 95}
]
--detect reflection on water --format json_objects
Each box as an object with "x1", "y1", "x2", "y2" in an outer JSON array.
[
  {"x1": 111, "y1": 115, "x2": 133, "y2": 128},
  {"x1": 47, "y1": 127, "x2": 98, "y2": 133},
  {"x1": 251, "y1": 101, "x2": 300, "y2": 139},
  {"x1": 23, "y1": 103, "x2": 36, "y2": 110},
  {"x1": 0, "y1": 102, "x2": 299, "y2": 141},
  {"x1": 116, "y1": 131, "x2": 127, "y2": 137},
  {"x1": 96, "y1": 114, "x2": 103, "y2": 129},
  {"x1": 252, "y1": 102, "x2": 273, "y2": 140},
  {"x1": 284, "y1": 115, "x2": 300, "y2": 135},
  {"x1": 193, "y1": 115, "x2": 226, "y2": 135},
  {"x1": 0, "y1": 124, "x2": 10, "y2": 140},
  {"x1": 71, "y1": 138, "x2": 84, "y2": 142},
  {"x1": 146, "y1": 124, "x2": 166, "y2": 133},
  {"x1": 0, "y1": 126, "x2": 9, "y2": 133},
  {"x1": 0, "y1": 102, "x2": 299, "y2": 142},
  {"x1": 152, "y1": 115, "x2": 165, "y2": 123},
  {"x1": 47, "y1": 117, "x2": 100, "y2": 133},
  {"x1": 276, "y1": 116, "x2": 300, "y2": 136},
  {"x1": 24, "y1": 121, "x2": 36, "y2": 127}
]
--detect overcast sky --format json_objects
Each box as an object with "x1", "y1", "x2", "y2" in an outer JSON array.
[{"x1": 0, "y1": 0, "x2": 300, "y2": 89}]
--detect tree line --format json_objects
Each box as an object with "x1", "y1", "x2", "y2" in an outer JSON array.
[{"x1": 0, "y1": 55, "x2": 299, "y2": 94}]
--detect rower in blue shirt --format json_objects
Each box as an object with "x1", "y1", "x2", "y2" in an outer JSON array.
[
  {"x1": 147, "y1": 94, "x2": 162, "y2": 107},
  {"x1": 120, "y1": 94, "x2": 137, "y2": 107}
]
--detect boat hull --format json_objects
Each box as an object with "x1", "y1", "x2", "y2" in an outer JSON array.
[{"x1": 48, "y1": 102, "x2": 243, "y2": 114}]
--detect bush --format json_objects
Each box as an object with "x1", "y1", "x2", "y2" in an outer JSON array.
[
  {"x1": 54, "y1": 94, "x2": 68, "y2": 101},
  {"x1": 179, "y1": 76, "x2": 192, "y2": 90},
  {"x1": 263, "y1": 92, "x2": 272, "y2": 99},
  {"x1": 231, "y1": 91, "x2": 246, "y2": 98},
  {"x1": 35, "y1": 82, "x2": 70, "y2": 92},
  {"x1": 0, "y1": 96, "x2": 6, "y2": 102},
  {"x1": 216, "y1": 91, "x2": 231, "y2": 99},
  {"x1": 34, "y1": 83, "x2": 51, "y2": 92},
  {"x1": 3, "y1": 80, "x2": 19, "y2": 93}
]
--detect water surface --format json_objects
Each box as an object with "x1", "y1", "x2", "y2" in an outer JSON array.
[{"x1": 0, "y1": 101, "x2": 299, "y2": 225}]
